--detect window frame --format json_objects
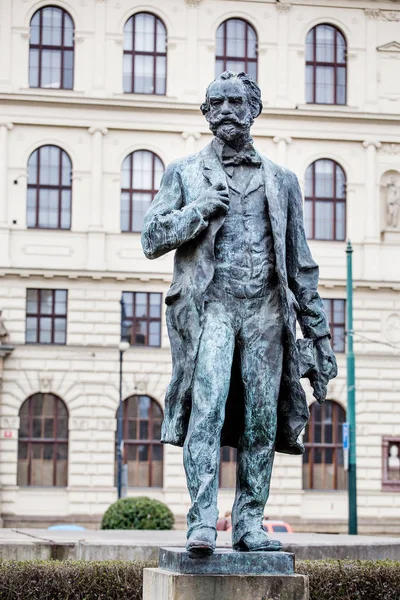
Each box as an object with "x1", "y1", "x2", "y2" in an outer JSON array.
[
  {"x1": 120, "y1": 150, "x2": 164, "y2": 233},
  {"x1": 17, "y1": 393, "x2": 69, "y2": 488},
  {"x1": 306, "y1": 23, "x2": 347, "y2": 105},
  {"x1": 25, "y1": 288, "x2": 68, "y2": 345},
  {"x1": 123, "y1": 12, "x2": 167, "y2": 95},
  {"x1": 215, "y1": 18, "x2": 258, "y2": 80},
  {"x1": 303, "y1": 400, "x2": 347, "y2": 491},
  {"x1": 27, "y1": 145, "x2": 72, "y2": 231},
  {"x1": 116, "y1": 395, "x2": 164, "y2": 488},
  {"x1": 121, "y1": 291, "x2": 162, "y2": 348},
  {"x1": 382, "y1": 437, "x2": 400, "y2": 492},
  {"x1": 305, "y1": 159, "x2": 346, "y2": 241},
  {"x1": 29, "y1": 6, "x2": 75, "y2": 90},
  {"x1": 322, "y1": 298, "x2": 346, "y2": 353}
]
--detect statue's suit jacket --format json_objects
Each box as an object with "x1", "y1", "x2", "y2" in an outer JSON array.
[{"x1": 142, "y1": 141, "x2": 330, "y2": 455}]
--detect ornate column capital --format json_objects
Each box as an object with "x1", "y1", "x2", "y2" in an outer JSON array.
[
  {"x1": 276, "y1": 3, "x2": 292, "y2": 14},
  {"x1": 181, "y1": 131, "x2": 201, "y2": 141},
  {"x1": 0, "y1": 123, "x2": 13, "y2": 131},
  {"x1": 185, "y1": 0, "x2": 203, "y2": 6},
  {"x1": 363, "y1": 140, "x2": 382, "y2": 150},
  {"x1": 88, "y1": 126, "x2": 108, "y2": 136}
]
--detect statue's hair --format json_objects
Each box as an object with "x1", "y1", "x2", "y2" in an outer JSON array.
[{"x1": 200, "y1": 71, "x2": 263, "y2": 119}]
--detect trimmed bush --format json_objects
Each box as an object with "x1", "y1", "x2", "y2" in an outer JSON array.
[
  {"x1": 100, "y1": 496, "x2": 174, "y2": 530},
  {"x1": 0, "y1": 560, "x2": 156, "y2": 600},
  {"x1": 297, "y1": 559, "x2": 400, "y2": 600}
]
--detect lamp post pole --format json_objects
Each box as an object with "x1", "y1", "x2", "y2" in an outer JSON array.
[
  {"x1": 117, "y1": 295, "x2": 130, "y2": 500},
  {"x1": 346, "y1": 240, "x2": 358, "y2": 534}
]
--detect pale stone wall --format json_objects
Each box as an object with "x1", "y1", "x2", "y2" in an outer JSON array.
[{"x1": 0, "y1": 0, "x2": 399, "y2": 532}]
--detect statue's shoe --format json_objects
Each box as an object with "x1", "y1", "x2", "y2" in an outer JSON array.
[
  {"x1": 233, "y1": 531, "x2": 283, "y2": 552},
  {"x1": 186, "y1": 527, "x2": 216, "y2": 557}
]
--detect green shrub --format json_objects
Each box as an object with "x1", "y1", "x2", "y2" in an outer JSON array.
[
  {"x1": 0, "y1": 560, "x2": 156, "y2": 600},
  {"x1": 297, "y1": 559, "x2": 400, "y2": 600},
  {"x1": 100, "y1": 496, "x2": 174, "y2": 530}
]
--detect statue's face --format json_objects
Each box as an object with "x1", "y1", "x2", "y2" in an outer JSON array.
[{"x1": 205, "y1": 79, "x2": 253, "y2": 144}]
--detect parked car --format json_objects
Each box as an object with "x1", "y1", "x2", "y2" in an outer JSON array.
[{"x1": 262, "y1": 520, "x2": 293, "y2": 533}]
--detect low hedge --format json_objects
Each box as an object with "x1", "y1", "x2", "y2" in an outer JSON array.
[
  {"x1": 101, "y1": 496, "x2": 174, "y2": 530},
  {"x1": 0, "y1": 558, "x2": 398, "y2": 599},
  {"x1": 297, "y1": 559, "x2": 400, "y2": 600}
]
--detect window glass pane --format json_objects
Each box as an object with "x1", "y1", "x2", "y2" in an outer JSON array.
[
  {"x1": 41, "y1": 49, "x2": 62, "y2": 88},
  {"x1": 305, "y1": 165, "x2": 313, "y2": 198},
  {"x1": 304, "y1": 200, "x2": 313, "y2": 239},
  {"x1": 40, "y1": 290, "x2": 53, "y2": 315},
  {"x1": 336, "y1": 166, "x2": 346, "y2": 199},
  {"x1": 315, "y1": 66, "x2": 334, "y2": 104},
  {"x1": 63, "y1": 51, "x2": 74, "y2": 89},
  {"x1": 39, "y1": 317, "x2": 52, "y2": 343},
  {"x1": 247, "y1": 62, "x2": 257, "y2": 82},
  {"x1": 121, "y1": 156, "x2": 131, "y2": 189},
  {"x1": 42, "y1": 7, "x2": 62, "y2": 46},
  {"x1": 333, "y1": 299, "x2": 345, "y2": 323},
  {"x1": 26, "y1": 317, "x2": 38, "y2": 343},
  {"x1": 335, "y1": 202, "x2": 346, "y2": 241},
  {"x1": 135, "y1": 293, "x2": 148, "y2": 317},
  {"x1": 53, "y1": 318, "x2": 66, "y2": 344},
  {"x1": 44, "y1": 418, "x2": 54, "y2": 438},
  {"x1": 149, "y1": 294, "x2": 161, "y2": 318},
  {"x1": 306, "y1": 30, "x2": 314, "y2": 62},
  {"x1": 134, "y1": 54, "x2": 154, "y2": 94},
  {"x1": 154, "y1": 157, "x2": 164, "y2": 190},
  {"x1": 316, "y1": 24, "x2": 334, "y2": 63},
  {"x1": 226, "y1": 19, "x2": 245, "y2": 58},
  {"x1": 216, "y1": 25, "x2": 224, "y2": 56},
  {"x1": 120, "y1": 191, "x2": 130, "y2": 232},
  {"x1": 247, "y1": 26, "x2": 257, "y2": 59},
  {"x1": 27, "y1": 289, "x2": 38, "y2": 313},
  {"x1": 226, "y1": 59, "x2": 246, "y2": 74},
  {"x1": 122, "y1": 293, "x2": 133, "y2": 318},
  {"x1": 149, "y1": 321, "x2": 161, "y2": 346},
  {"x1": 29, "y1": 49, "x2": 39, "y2": 87},
  {"x1": 123, "y1": 54, "x2": 133, "y2": 93},
  {"x1": 139, "y1": 396, "x2": 150, "y2": 419},
  {"x1": 155, "y1": 56, "x2": 166, "y2": 94},
  {"x1": 153, "y1": 420, "x2": 162, "y2": 440},
  {"x1": 315, "y1": 160, "x2": 334, "y2": 198},
  {"x1": 17, "y1": 442, "x2": 29, "y2": 486},
  {"x1": 30, "y1": 12, "x2": 40, "y2": 44},
  {"x1": 333, "y1": 326, "x2": 345, "y2": 352},
  {"x1": 135, "y1": 13, "x2": 155, "y2": 52},
  {"x1": 132, "y1": 193, "x2": 152, "y2": 232},
  {"x1": 40, "y1": 146, "x2": 59, "y2": 185},
  {"x1": 215, "y1": 59, "x2": 224, "y2": 79},
  {"x1": 54, "y1": 290, "x2": 67, "y2": 315},
  {"x1": 133, "y1": 150, "x2": 153, "y2": 189},
  {"x1": 315, "y1": 201, "x2": 334, "y2": 239},
  {"x1": 135, "y1": 320, "x2": 147, "y2": 345},
  {"x1": 38, "y1": 189, "x2": 59, "y2": 229},
  {"x1": 27, "y1": 189, "x2": 37, "y2": 227},
  {"x1": 337, "y1": 32, "x2": 346, "y2": 64},
  {"x1": 139, "y1": 421, "x2": 149, "y2": 439},
  {"x1": 64, "y1": 14, "x2": 74, "y2": 46},
  {"x1": 156, "y1": 19, "x2": 166, "y2": 53},
  {"x1": 322, "y1": 299, "x2": 332, "y2": 322},
  {"x1": 305, "y1": 65, "x2": 314, "y2": 103},
  {"x1": 28, "y1": 151, "x2": 38, "y2": 184},
  {"x1": 61, "y1": 191, "x2": 71, "y2": 229},
  {"x1": 337, "y1": 66, "x2": 346, "y2": 105},
  {"x1": 124, "y1": 17, "x2": 133, "y2": 50}
]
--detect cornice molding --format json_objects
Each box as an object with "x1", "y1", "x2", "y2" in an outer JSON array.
[{"x1": 365, "y1": 9, "x2": 400, "y2": 21}]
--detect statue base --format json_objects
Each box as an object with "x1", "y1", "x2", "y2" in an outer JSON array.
[{"x1": 143, "y1": 548, "x2": 309, "y2": 600}]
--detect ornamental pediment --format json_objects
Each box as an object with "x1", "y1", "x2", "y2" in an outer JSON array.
[{"x1": 377, "y1": 41, "x2": 400, "y2": 53}]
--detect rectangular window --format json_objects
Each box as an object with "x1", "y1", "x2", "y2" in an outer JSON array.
[
  {"x1": 382, "y1": 437, "x2": 400, "y2": 491},
  {"x1": 26, "y1": 289, "x2": 67, "y2": 345},
  {"x1": 322, "y1": 298, "x2": 345, "y2": 353},
  {"x1": 121, "y1": 292, "x2": 162, "y2": 347}
]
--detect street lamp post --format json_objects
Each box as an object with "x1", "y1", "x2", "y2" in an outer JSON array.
[{"x1": 117, "y1": 339, "x2": 130, "y2": 500}]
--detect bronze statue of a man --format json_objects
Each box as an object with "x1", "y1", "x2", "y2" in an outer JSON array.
[{"x1": 142, "y1": 72, "x2": 337, "y2": 556}]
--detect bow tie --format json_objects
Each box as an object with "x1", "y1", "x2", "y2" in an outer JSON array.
[{"x1": 221, "y1": 144, "x2": 262, "y2": 176}]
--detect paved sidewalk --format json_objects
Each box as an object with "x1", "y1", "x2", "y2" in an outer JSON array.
[{"x1": 0, "y1": 529, "x2": 399, "y2": 561}]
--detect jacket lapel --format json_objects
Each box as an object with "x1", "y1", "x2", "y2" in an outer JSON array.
[
  {"x1": 202, "y1": 143, "x2": 229, "y2": 236},
  {"x1": 262, "y1": 157, "x2": 288, "y2": 283}
]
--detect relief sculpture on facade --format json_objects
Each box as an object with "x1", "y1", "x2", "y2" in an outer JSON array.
[{"x1": 381, "y1": 171, "x2": 400, "y2": 230}]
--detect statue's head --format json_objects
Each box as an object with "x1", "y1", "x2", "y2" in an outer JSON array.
[{"x1": 201, "y1": 71, "x2": 263, "y2": 146}]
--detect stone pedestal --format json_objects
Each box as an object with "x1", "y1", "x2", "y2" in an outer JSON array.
[{"x1": 143, "y1": 548, "x2": 309, "y2": 600}]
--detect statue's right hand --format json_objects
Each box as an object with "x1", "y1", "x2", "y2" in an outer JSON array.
[{"x1": 195, "y1": 183, "x2": 230, "y2": 219}]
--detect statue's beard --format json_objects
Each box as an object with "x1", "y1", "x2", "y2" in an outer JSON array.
[{"x1": 208, "y1": 115, "x2": 253, "y2": 146}]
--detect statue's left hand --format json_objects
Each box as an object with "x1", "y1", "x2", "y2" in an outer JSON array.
[{"x1": 309, "y1": 336, "x2": 338, "y2": 403}]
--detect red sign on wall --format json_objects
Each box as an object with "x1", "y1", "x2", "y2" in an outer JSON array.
[{"x1": 4, "y1": 431, "x2": 12, "y2": 438}]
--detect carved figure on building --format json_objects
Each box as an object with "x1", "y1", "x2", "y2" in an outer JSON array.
[
  {"x1": 383, "y1": 174, "x2": 400, "y2": 228},
  {"x1": 142, "y1": 71, "x2": 337, "y2": 556},
  {"x1": 0, "y1": 311, "x2": 9, "y2": 345}
]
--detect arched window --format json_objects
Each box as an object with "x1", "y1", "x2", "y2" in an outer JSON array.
[
  {"x1": 219, "y1": 447, "x2": 237, "y2": 489},
  {"x1": 116, "y1": 395, "x2": 163, "y2": 487},
  {"x1": 306, "y1": 24, "x2": 346, "y2": 105},
  {"x1": 29, "y1": 6, "x2": 74, "y2": 89},
  {"x1": 305, "y1": 159, "x2": 346, "y2": 241},
  {"x1": 216, "y1": 19, "x2": 257, "y2": 80},
  {"x1": 121, "y1": 150, "x2": 164, "y2": 232},
  {"x1": 27, "y1": 145, "x2": 72, "y2": 230},
  {"x1": 303, "y1": 400, "x2": 347, "y2": 491},
  {"x1": 123, "y1": 12, "x2": 167, "y2": 95},
  {"x1": 17, "y1": 393, "x2": 68, "y2": 487}
]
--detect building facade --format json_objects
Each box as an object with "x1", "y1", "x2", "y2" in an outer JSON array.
[{"x1": 0, "y1": 0, "x2": 399, "y2": 533}]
